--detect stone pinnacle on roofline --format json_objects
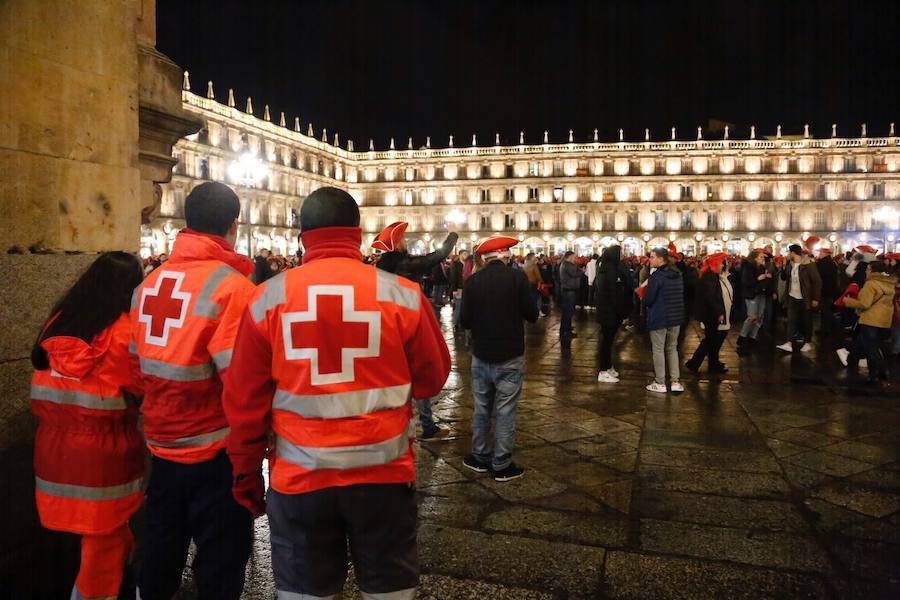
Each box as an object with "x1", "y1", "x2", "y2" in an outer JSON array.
[
  {"x1": 207, "y1": 80, "x2": 214, "y2": 99},
  {"x1": 182, "y1": 70, "x2": 190, "y2": 91}
]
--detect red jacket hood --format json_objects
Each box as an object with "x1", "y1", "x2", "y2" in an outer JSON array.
[
  {"x1": 40, "y1": 332, "x2": 113, "y2": 379},
  {"x1": 169, "y1": 229, "x2": 253, "y2": 276}
]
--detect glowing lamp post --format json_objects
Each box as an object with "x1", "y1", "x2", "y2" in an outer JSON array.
[
  {"x1": 228, "y1": 152, "x2": 269, "y2": 257},
  {"x1": 872, "y1": 205, "x2": 898, "y2": 254}
]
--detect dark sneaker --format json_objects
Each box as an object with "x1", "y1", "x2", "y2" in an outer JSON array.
[
  {"x1": 492, "y1": 462, "x2": 525, "y2": 482},
  {"x1": 462, "y1": 454, "x2": 490, "y2": 473},
  {"x1": 419, "y1": 428, "x2": 449, "y2": 441}
]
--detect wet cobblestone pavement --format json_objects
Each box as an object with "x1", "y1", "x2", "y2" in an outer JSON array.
[
  {"x1": 9, "y1": 305, "x2": 897, "y2": 598},
  {"x1": 203, "y1": 305, "x2": 899, "y2": 600}
]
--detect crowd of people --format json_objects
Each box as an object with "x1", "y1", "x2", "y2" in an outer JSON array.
[{"x1": 30, "y1": 180, "x2": 899, "y2": 599}]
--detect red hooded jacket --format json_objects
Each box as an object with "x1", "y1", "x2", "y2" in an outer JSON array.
[{"x1": 31, "y1": 314, "x2": 144, "y2": 535}]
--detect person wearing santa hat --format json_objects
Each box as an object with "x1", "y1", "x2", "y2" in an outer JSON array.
[
  {"x1": 811, "y1": 239, "x2": 839, "y2": 331},
  {"x1": 686, "y1": 253, "x2": 732, "y2": 373},
  {"x1": 839, "y1": 259, "x2": 896, "y2": 383},
  {"x1": 374, "y1": 220, "x2": 458, "y2": 441},
  {"x1": 460, "y1": 236, "x2": 539, "y2": 481},
  {"x1": 373, "y1": 220, "x2": 459, "y2": 283},
  {"x1": 776, "y1": 244, "x2": 822, "y2": 353}
]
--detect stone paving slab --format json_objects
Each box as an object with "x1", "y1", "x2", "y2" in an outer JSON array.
[
  {"x1": 601, "y1": 552, "x2": 829, "y2": 600},
  {"x1": 418, "y1": 524, "x2": 605, "y2": 597},
  {"x1": 639, "y1": 518, "x2": 831, "y2": 573}
]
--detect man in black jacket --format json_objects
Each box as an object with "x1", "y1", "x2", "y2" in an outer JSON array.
[
  {"x1": 460, "y1": 236, "x2": 539, "y2": 482},
  {"x1": 559, "y1": 251, "x2": 581, "y2": 340},
  {"x1": 373, "y1": 221, "x2": 459, "y2": 283},
  {"x1": 374, "y1": 220, "x2": 458, "y2": 440}
]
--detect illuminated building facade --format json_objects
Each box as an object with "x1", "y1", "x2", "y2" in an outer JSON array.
[{"x1": 143, "y1": 77, "x2": 900, "y2": 259}]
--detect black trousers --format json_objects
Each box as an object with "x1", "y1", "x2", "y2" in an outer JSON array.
[
  {"x1": 597, "y1": 322, "x2": 619, "y2": 370},
  {"x1": 267, "y1": 483, "x2": 419, "y2": 598},
  {"x1": 787, "y1": 297, "x2": 812, "y2": 344},
  {"x1": 560, "y1": 291, "x2": 576, "y2": 335},
  {"x1": 139, "y1": 451, "x2": 252, "y2": 600},
  {"x1": 688, "y1": 321, "x2": 727, "y2": 368}
]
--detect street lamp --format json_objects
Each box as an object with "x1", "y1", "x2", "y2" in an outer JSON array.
[
  {"x1": 228, "y1": 152, "x2": 269, "y2": 257},
  {"x1": 872, "y1": 205, "x2": 898, "y2": 254}
]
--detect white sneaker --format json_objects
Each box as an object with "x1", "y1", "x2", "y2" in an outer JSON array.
[
  {"x1": 670, "y1": 382, "x2": 684, "y2": 393},
  {"x1": 860, "y1": 358, "x2": 868, "y2": 368},
  {"x1": 646, "y1": 382, "x2": 668, "y2": 393},
  {"x1": 800, "y1": 343, "x2": 813, "y2": 353},
  {"x1": 609, "y1": 368, "x2": 619, "y2": 378},
  {"x1": 836, "y1": 348, "x2": 849, "y2": 366},
  {"x1": 597, "y1": 370, "x2": 619, "y2": 383},
  {"x1": 776, "y1": 342, "x2": 794, "y2": 352}
]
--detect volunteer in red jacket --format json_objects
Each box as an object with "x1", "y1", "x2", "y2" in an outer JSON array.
[
  {"x1": 224, "y1": 186, "x2": 451, "y2": 599},
  {"x1": 31, "y1": 251, "x2": 145, "y2": 600},
  {"x1": 131, "y1": 182, "x2": 256, "y2": 600}
]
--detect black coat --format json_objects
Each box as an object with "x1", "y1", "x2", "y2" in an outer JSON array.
[
  {"x1": 460, "y1": 260, "x2": 539, "y2": 362},
  {"x1": 593, "y1": 246, "x2": 626, "y2": 326},
  {"x1": 448, "y1": 260, "x2": 464, "y2": 291},
  {"x1": 376, "y1": 232, "x2": 458, "y2": 282},
  {"x1": 695, "y1": 271, "x2": 726, "y2": 323},
  {"x1": 741, "y1": 260, "x2": 769, "y2": 298},
  {"x1": 816, "y1": 257, "x2": 838, "y2": 299}
]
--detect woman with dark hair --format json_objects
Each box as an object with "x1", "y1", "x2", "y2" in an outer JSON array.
[
  {"x1": 594, "y1": 245, "x2": 626, "y2": 383},
  {"x1": 686, "y1": 252, "x2": 732, "y2": 374},
  {"x1": 31, "y1": 251, "x2": 145, "y2": 600}
]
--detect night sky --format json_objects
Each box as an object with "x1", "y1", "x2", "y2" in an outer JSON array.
[{"x1": 157, "y1": 0, "x2": 898, "y2": 150}]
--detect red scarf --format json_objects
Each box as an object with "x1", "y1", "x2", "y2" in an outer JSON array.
[{"x1": 301, "y1": 227, "x2": 363, "y2": 264}]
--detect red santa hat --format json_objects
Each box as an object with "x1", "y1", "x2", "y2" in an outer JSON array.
[
  {"x1": 700, "y1": 252, "x2": 728, "y2": 275},
  {"x1": 804, "y1": 236, "x2": 821, "y2": 252},
  {"x1": 371, "y1": 222, "x2": 408, "y2": 253},
  {"x1": 883, "y1": 252, "x2": 900, "y2": 261},
  {"x1": 667, "y1": 241, "x2": 682, "y2": 261},
  {"x1": 818, "y1": 247, "x2": 832, "y2": 256},
  {"x1": 475, "y1": 235, "x2": 518, "y2": 260},
  {"x1": 853, "y1": 245, "x2": 878, "y2": 263}
]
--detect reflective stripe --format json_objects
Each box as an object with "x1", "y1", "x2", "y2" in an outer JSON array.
[
  {"x1": 193, "y1": 264, "x2": 239, "y2": 318},
  {"x1": 71, "y1": 586, "x2": 118, "y2": 600},
  {"x1": 211, "y1": 349, "x2": 233, "y2": 371},
  {"x1": 251, "y1": 272, "x2": 287, "y2": 322},
  {"x1": 139, "y1": 357, "x2": 214, "y2": 382},
  {"x1": 275, "y1": 420, "x2": 413, "y2": 471},
  {"x1": 36, "y1": 476, "x2": 143, "y2": 501},
  {"x1": 147, "y1": 426, "x2": 230, "y2": 449},
  {"x1": 273, "y1": 384, "x2": 411, "y2": 419},
  {"x1": 31, "y1": 385, "x2": 127, "y2": 411},
  {"x1": 276, "y1": 591, "x2": 337, "y2": 600},
  {"x1": 362, "y1": 588, "x2": 417, "y2": 600},
  {"x1": 128, "y1": 341, "x2": 137, "y2": 354},
  {"x1": 130, "y1": 287, "x2": 139, "y2": 310},
  {"x1": 375, "y1": 270, "x2": 419, "y2": 310}
]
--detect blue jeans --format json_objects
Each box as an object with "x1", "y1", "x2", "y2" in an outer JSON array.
[
  {"x1": 471, "y1": 355, "x2": 524, "y2": 470},
  {"x1": 740, "y1": 295, "x2": 766, "y2": 339},
  {"x1": 560, "y1": 290, "x2": 576, "y2": 336},
  {"x1": 850, "y1": 324, "x2": 886, "y2": 379},
  {"x1": 416, "y1": 397, "x2": 439, "y2": 436}
]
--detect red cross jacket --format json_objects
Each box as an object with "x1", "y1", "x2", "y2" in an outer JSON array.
[
  {"x1": 31, "y1": 314, "x2": 144, "y2": 535},
  {"x1": 224, "y1": 226, "x2": 451, "y2": 507},
  {"x1": 130, "y1": 229, "x2": 254, "y2": 464}
]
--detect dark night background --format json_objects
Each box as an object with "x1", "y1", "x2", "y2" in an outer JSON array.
[{"x1": 157, "y1": 0, "x2": 898, "y2": 150}]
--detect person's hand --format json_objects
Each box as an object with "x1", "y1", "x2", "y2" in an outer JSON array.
[
  {"x1": 757, "y1": 274, "x2": 767, "y2": 281},
  {"x1": 810, "y1": 300, "x2": 819, "y2": 308},
  {"x1": 232, "y1": 471, "x2": 265, "y2": 517},
  {"x1": 446, "y1": 222, "x2": 459, "y2": 234},
  {"x1": 719, "y1": 315, "x2": 725, "y2": 324}
]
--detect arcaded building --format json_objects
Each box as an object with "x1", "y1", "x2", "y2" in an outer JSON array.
[{"x1": 144, "y1": 77, "x2": 900, "y2": 259}]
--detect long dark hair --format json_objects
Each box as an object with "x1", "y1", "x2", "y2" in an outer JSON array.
[{"x1": 31, "y1": 251, "x2": 144, "y2": 370}]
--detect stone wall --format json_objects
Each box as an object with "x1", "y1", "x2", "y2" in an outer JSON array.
[
  {"x1": 0, "y1": 1, "x2": 195, "y2": 591},
  {"x1": 0, "y1": 0, "x2": 144, "y2": 253}
]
